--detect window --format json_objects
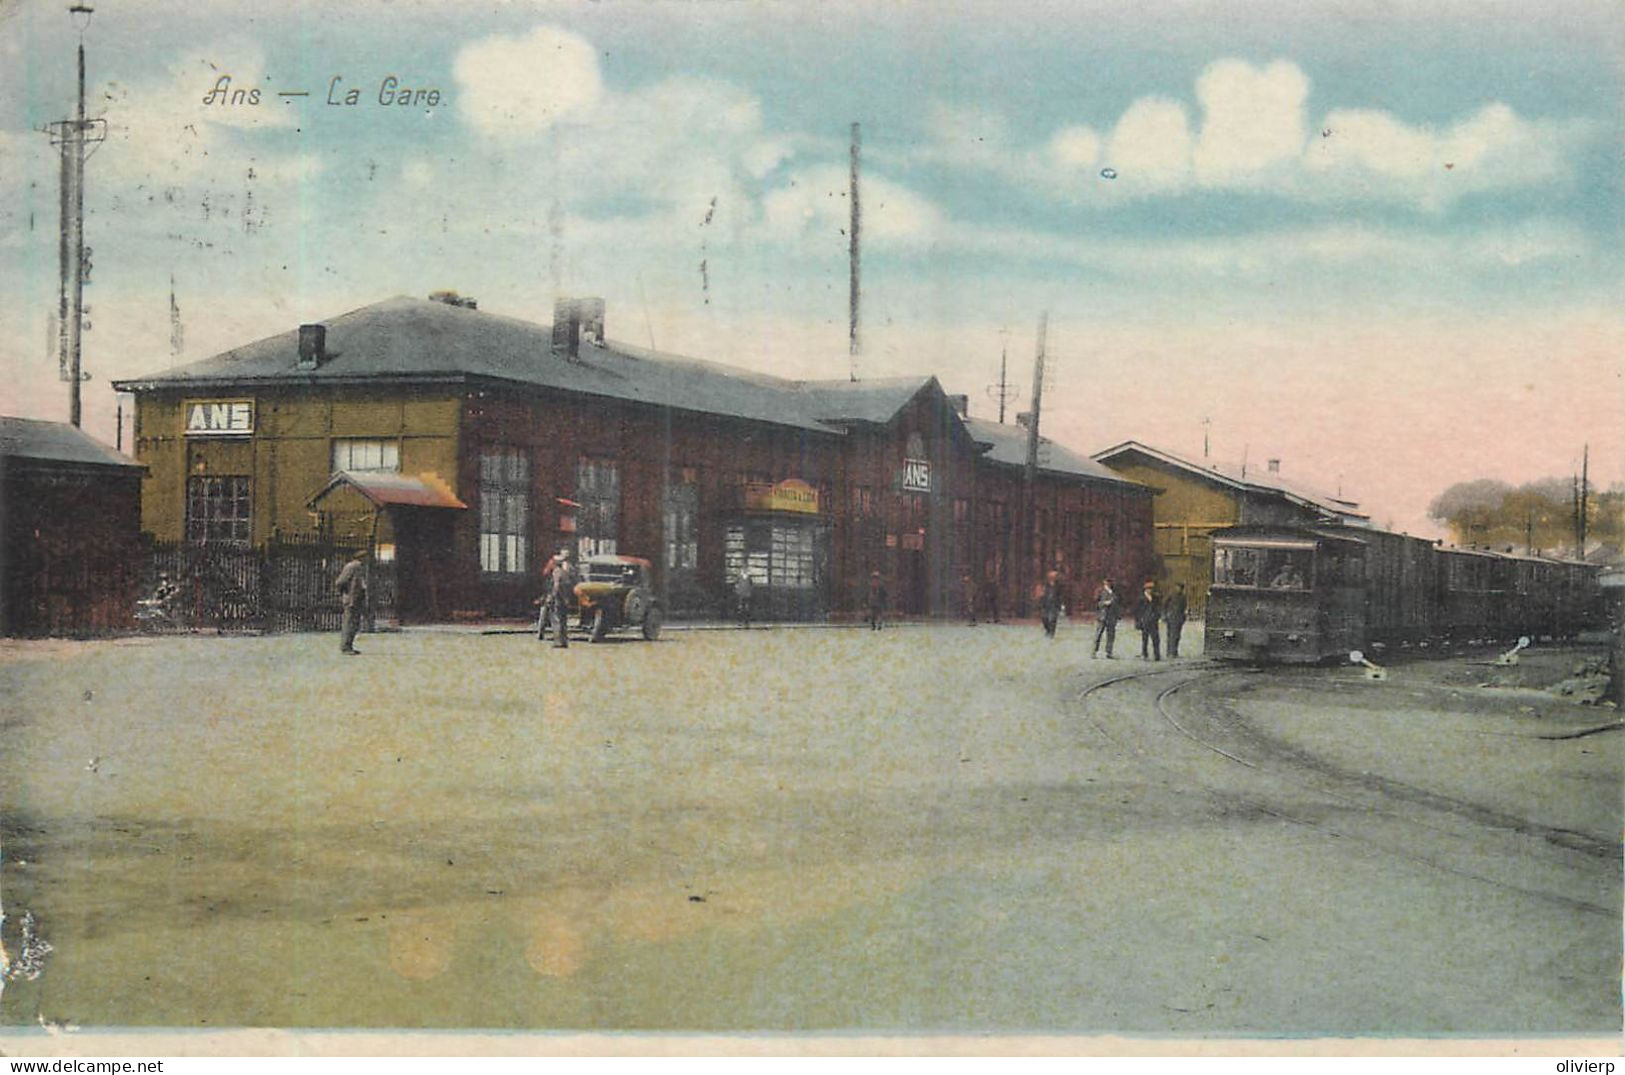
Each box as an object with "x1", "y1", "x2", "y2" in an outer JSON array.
[
  {"x1": 479, "y1": 449, "x2": 529, "y2": 574},
  {"x1": 331, "y1": 439, "x2": 399, "y2": 474},
  {"x1": 851, "y1": 485, "x2": 874, "y2": 517},
  {"x1": 665, "y1": 483, "x2": 698, "y2": 571},
  {"x1": 726, "y1": 523, "x2": 814, "y2": 589},
  {"x1": 576, "y1": 457, "x2": 620, "y2": 557},
  {"x1": 1214, "y1": 545, "x2": 1313, "y2": 590},
  {"x1": 186, "y1": 476, "x2": 251, "y2": 544}
]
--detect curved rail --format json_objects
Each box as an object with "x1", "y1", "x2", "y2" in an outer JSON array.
[{"x1": 1076, "y1": 665, "x2": 1617, "y2": 918}]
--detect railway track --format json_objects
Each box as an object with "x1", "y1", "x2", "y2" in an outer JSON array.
[{"x1": 1076, "y1": 663, "x2": 1619, "y2": 919}]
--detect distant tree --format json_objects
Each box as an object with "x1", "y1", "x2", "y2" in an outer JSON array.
[
  {"x1": 1428, "y1": 479, "x2": 1512, "y2": 547},
  {"x1": 1429, "y1": 477, "x2": 1621, "y2": 554}
]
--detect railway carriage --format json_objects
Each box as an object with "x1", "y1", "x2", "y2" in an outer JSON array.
[{"x1": 1436, "y1": 546, "x2": 1510, "y2": 642}]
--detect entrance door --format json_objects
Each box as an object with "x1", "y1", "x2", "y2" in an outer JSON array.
[
  {"x1": 902, "y1": 548, "x2": 927, "y2": 615},
  {"x1": 394, "y1": 507, "x2": 457, "y2": 623}
]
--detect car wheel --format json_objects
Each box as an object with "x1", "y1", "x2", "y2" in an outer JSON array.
[
  {"x1": 590, "y1": 606, "x2": 609, "y2": 642},
  {"x1": 641, "y1": 605, "x2": 663, "y2": 640}
]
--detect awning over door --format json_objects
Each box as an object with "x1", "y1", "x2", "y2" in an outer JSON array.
[{"x1": 307, "y1": 470, "x2": 467, "y2": 510}]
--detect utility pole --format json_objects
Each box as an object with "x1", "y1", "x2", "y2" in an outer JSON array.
[
  {"x1": 1020, "y1": 312, "x2": 1048, "y2": 615},
  {"x1": 1579, "y1": 443, "x2": 1590, "y2": 555},
  {"x1": 1202, "y1": 416, "x2": 1211, "y2": 460},
  {"x1": 986, "y1": 329, "x2": 1017, "y2": 424},
  {"x1": 848, "y1": 121, "x2": 861, "y2": 380},
  {"x1": 43, "y1": 4, "x2": 105, "y2": 427}
]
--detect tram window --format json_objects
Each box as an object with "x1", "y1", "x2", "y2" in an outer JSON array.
[
  {"x1": 1214, "y1": 547, "x2": 1262, "y2": 587},
  {"x1": 1263, "y1": 550, "x2": 1310, "y2": 591}
]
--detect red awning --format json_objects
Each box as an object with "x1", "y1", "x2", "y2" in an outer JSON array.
[{"x1": 307, "y1": 471, "x2": 467, "y2": 510}]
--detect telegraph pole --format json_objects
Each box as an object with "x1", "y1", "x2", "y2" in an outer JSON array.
[
  {"x1": 985, "y1": 330, "x2": 1017, "y2": 424},
  {"x1": 44, "y1": 4, "x2": 105, "y2": 427},
  {"x1": 1019, "y1": 312, "x2": 1048, "y2": 615},
  {"x1": 848, "y1": 121, "x2": 861, "y2": 380},
  {"x1": 1579, "y1": 443, "x2": 1590, "y2": 555}
]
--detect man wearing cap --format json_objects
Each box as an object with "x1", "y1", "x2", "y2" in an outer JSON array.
[
  {"x1": 335, "y1": 549, "x2": 369, "y2": 655},
  {"x1": 1135, "y1": 579, "x2": 1162, "y2": 661},
  {"x1": 1091, "y1": 578, "x2": 1119, "y2": 658},
  {"x1": 547, "y1": 548, "x2": 576, "y2": 649},
  {"x1": 1039, "y1": 569, "x2": 1063, "y2": 638}
]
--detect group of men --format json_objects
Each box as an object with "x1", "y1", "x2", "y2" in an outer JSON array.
[{"x1": 1088, "y1": 576, "x2": 1187, "y2": 660}]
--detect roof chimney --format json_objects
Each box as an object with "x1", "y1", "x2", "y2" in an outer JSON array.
[
  {"x1": 577, "y1": 298, "x2": 605, "y2": 346},
  {"x1": 429, "y1": 290, "x2": 478, "y2": 309},
  {"x1": 552, "y1": 298, "x2": 581, "y2": 360},
  {"x1": 297, "y1": 324, "x2": 326, "y2": 370},
  {"x1": 1267, "y1": 458, "x2": 1280, "y2": 474},
  {"x1": 948, "y1": 394, "x2": 969, "y2": 417}
]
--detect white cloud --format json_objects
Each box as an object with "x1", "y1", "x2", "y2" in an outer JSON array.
[
  {"x1": 762, "y1": 166, "x2": 943, "y2": 248},
  {"x1": 1303, "y1": 102, "x2": 1592, "y2": 210},
  {"x1": 452, "y1": 25, "x2": 604, "y2": 137},
  {"x1": 1192, "y1": 58, "x2": 1309, "y2": 186},
  {"x1": 925, "y1": 58, "x2": 1594, "y2": 210},
  {"x1": 1105, "y1": 97, "x2": 1192, "y2": 192}
]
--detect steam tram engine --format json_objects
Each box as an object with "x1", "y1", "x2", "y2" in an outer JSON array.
[{"x1": 1204, "y1": 524, "x2": 1602, "y2": 664}]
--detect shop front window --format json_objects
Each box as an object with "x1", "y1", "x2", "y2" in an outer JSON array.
[
  {"x1": 665, "y1": 483, "x2": 698, "y2": 571},
  {"x1": 725, "y1": 522, "x2": 815, "y2": 589}
]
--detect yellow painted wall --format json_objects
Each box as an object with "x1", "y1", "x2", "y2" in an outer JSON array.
[
  {"x1": 132, "y1": 388, "x2": 461, "y2": 544},
  {"x1": 1098, "y1": 457, "x2": 1242, "y2": 612}
]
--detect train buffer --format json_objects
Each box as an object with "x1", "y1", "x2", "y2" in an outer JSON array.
[{"x1": 1349, "y1": 650, "x2": 1388, "y2": 681}]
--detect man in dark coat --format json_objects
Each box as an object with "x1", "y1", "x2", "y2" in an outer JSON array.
[
  {"x1": 1164, "y1": 582, "x2": 1189, "y2": 658},
  {"x1": 961, "y1": 572, "x2": 978, "y2": 626},
  {"x1": 1136, "y1": 579, "x2": 1162, "y2": 661},
  {"x1": 1091, "y1": 578, "x2": 1119, "y2": 658},
  {"x1": 335, "y1": 550, "x2": 368, "y2": 655},
  {"x1": 866, "y1": 571, "x2": 888, "y2": 630},
  {"x1": 1039, "y1": 570, "x2": 1062, "y2": 638},
  {"x1": 548, "y1": 549, "x2": 576, "y2": 649}
]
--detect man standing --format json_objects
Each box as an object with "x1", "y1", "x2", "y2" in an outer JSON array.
[
  {"x1": 866, "y1": 570, "x2": 888, "y2": 631},
  {"x1": 1136, "y1": 579, "x2": 1162, "y2": 661},
  {"x1": 548, "y1": 548, "x2": 576, "y2": 649},
  {"x1": 335, "y1": 550, "x2": 368, "y2": 655},
  {"x1": 1039, "y1": 570, "x2": 1062, "y2": 638},
  {"x1": 1164, "y1": 582, "x2": 1189, "y2": 658},
  {"x1": 735, "y1": 571, "x2": 754, "y2": 629},
  {"x1": 1091, "y1": 578, "x2": 1119, "y2": 658},
  {"x1": 535, "y1": 551, "x2": 559, "y2": 641},
  {"x1": 961, "y1": 571, "x2": 978, "y2": 626}
]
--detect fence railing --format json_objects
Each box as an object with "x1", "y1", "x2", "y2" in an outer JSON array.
[{"x1": 138, "y1": 535, "x2": 396, "y2": 634}]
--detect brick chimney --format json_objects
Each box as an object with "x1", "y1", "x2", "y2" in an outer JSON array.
[
  {"x1": 947, "y1": 394, "x2": 969, "y2": 417},
  {"x1": 297, "y1": 324, "x2": 326, "y2": 370},
  {"x1": 552, "y1": 298, "x2": 581, "y2": 359},
  {"x1": 1267, "y1": 458, "x2": 1281, "y2": 474}
]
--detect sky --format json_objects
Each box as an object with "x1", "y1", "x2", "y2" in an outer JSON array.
[{"x1": 2, "y1": 0, "x2": 1622, "y2": 537}]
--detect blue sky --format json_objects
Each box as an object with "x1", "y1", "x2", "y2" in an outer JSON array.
[{"x1": 2, "y1": 0, "x2": 1621, "y2": 535}]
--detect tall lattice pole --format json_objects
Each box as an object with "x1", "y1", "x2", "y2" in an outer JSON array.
[{"x1": 848, "y1": 121, "x2": 861, "y2": 381}]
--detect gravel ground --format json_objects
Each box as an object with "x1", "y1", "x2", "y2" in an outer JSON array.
[{"x1": 0, "y1": 623, "x2": 1617, "y2": 1040}]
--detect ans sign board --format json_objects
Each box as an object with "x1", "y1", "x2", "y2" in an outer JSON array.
[
  {"x1": 902, "y1": 458, "x2": 931, "y2": 493},
  {"x1": 185, "y1": 399, "x2": 255, "y2": 437}
]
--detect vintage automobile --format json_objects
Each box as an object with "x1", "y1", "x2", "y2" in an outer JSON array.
[{"x1": 573, "y1": 554, "x2": 664, "y2": 641}]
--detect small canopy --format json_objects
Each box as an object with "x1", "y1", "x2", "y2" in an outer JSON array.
[{"x1": 307, "y1": 470, "x2": 467, "y2": 510}]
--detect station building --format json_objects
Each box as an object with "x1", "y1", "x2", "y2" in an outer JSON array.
[
  {"x1": 114, "y1": 294, "x2": 1154, "y2": 622},
  {"x1": 1093, "y1": 440, "x2": 1368, "y2": 613}
]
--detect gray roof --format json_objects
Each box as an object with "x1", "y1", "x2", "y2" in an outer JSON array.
[
  {"x1": 0, "y1": 416, "x2": 143, "y2": 471},
  {"x1": 1093, "y1": 440, "x2": 1367, "y2": 521},
  {"x1": 113, "y1": 296, "x2": 901, "y2": 435},
  {"x1": 963, "y1": 417, "x2": 1138, "y2": 486},
  {"x1": 113, "y1": 296, "x2": 1142, "y2": 489}
]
